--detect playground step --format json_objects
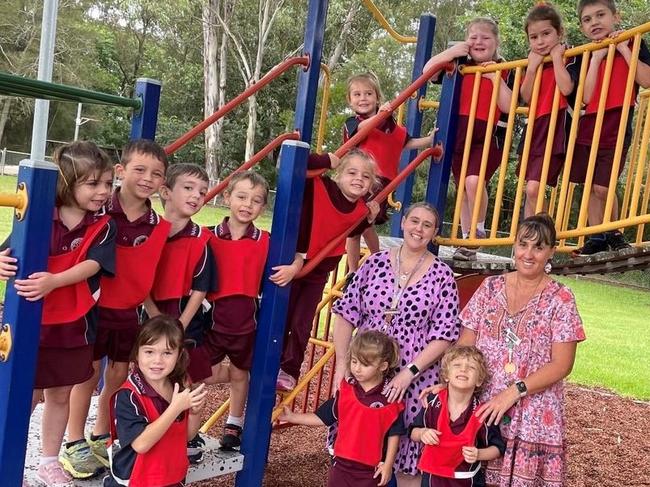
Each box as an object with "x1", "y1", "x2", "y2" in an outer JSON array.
[{"x1": 24, "y1": 398, "x2": 243, "y2": 485}]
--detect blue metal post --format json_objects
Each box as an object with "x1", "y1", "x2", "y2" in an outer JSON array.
[
  {"x1": 0, "y1": 160, "x2": 58, "y2": 486},
  {"x1": 424, "y1": 64, "x2": 462, "y2": 239},
  {"x1": 390, "y1": 14, "x2": 437, "y2": 236},
  {"x1": 129, "y1": 78, "x2": 161, "y2": 140},
  {"x1": 235, "y1": 0, "x2": 328, "y2": 485}
]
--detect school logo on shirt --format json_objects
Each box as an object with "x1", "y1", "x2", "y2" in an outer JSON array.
[
  {"x1": 369, "y1": 401, "x2": 385, "y2": 408},
  {"x1": 133, "y1": 235, "x2": 149, "y2": 247},
  {"x1": 70, "y1": 237, "x2": 84, "y2": 251}
]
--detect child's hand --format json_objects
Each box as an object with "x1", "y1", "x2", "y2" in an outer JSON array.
[
  {"x1": 480, "y1": 62, "x2": 497, "y2": 81},
  {"x1": 270, "y1": 264, "x2": 299, "y2": 287},
  {"x1": 609, "y1": 32, "x2": 629, "y2": 55},
  {"x1": 420, "y1": 427, "x2": 441, "y2": 445},
  {"x1": 549, "y1": 43, "x2": 566, "y2": 61},
  {"x1": 169, "y1": 382, "x2": 193, "y2": 414},
  {"x1": 14, "y1": 272, "x2": 59, "y2": 301},
  {"x1": 0, "y1": 248, "x2": 17, "y2": 280},
  {"x1": 374, "y1": 461, "x2": 393, "y2": 486},
  {"x1": 366, "y1": 201, "x2": 380, "y2": 223},
  {"x1": 378, "y1": 102, "x2": 392, "y2": 113},
  {"x1": 447, "y1": 41, "x2": 470, "y2": 60},
  {"x1": 462, "y1": 446, "x2": 479, "y2": 464},
  {"x1": 418, "y1": 383, "x2": 446, "y2": 407},
  {"x1": 189, "y1": 383, "x2": 208, "y2": 414},
  {"x1": 278, "y1": 405, "x2": 294, "y2": 423},
  {"x1": 328, "y1": 153, "x2": 341, "y2": 169},
  {"x1": 527, "y1": 50, "x2": 545, "y2": 71}
]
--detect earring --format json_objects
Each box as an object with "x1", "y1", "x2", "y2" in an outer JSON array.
[{"x1": 544, "y1": 261, "x2": 552, "y2": 274}]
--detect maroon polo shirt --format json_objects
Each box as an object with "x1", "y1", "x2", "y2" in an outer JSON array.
[
  {"x1": 99, "y1": 189, "x2": 161, "y2": 330},
  {"x1": 209, "y1": 217, "x2": 262, "y2": 335},
  {"x1": 42, "y1": 208, "x2": 116, "y2": 348}
]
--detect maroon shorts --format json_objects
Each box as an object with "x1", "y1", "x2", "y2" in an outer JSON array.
[
  {"x1": 204, "y1": 330, "x2": 255, "y2": 371},
  {"x1": 517, "y1": 153, "x2": 564, "y2": 186},
  {"x1": 93, "y1": 325, "x2": 140, "y2": 363},
  {"x1": 34, "y1": 345, "x2": 94, "y2": 389},
  {"x1": 569, "y1": 144, "x2": 628, "y2": 187},
  {"x1": 327, "y1": 459, "x2": 379, "y2": 487},
  {"x1": 451, "y1": 143, "x2": 502, "y2": 184},
  {"x1": 186, "y1": 344, "x2": 213, "y2": 383}
]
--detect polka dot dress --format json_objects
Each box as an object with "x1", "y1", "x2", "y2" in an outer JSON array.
[{"x1": 333, "y1": 250, "x2": 460, "y2": 475}]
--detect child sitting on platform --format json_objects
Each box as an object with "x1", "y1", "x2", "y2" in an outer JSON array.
[{"x1": 280, "y1": 330, "x2": 405, "y2": 487}]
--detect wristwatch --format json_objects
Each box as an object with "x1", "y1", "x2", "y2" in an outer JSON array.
[
  {"x1": 514, "y1": 380, "x2": 528, "y2": 398},
  {"x1": 406, "y1": 363, "x2": 420, "y2": 378}
]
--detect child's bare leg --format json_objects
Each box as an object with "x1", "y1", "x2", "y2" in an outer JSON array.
[
  {"x1": 204, "y1": 362, "x2": 230, "y2": 385},
  {"x1": 92, "y1": 361, "x2": 128, "y2": 436},
  {"x1": 588, "y1": 183, "x2": 619, "y2": 225},
  {"x1": 525, "y1": 180, "x2": 541, "y2": 218},
  {"x1": 361, "y1": 226, "x2": 380, "y2": 253},
  {"x1": 345, "y1": 235, "x2": 362, "y2": 272},
  {"x1": 228, "y1": 365, "x2": 249, "y2": 419},
  {"x1": 32, "y1": 389, "x2": 43, "y2": 413},
  {"x1": 42, "y1": 386, "x2": 73, "y2": 457},
  {"x1": 396, "y1": 472, "x2": 421, "y2": 487},
  {"x1": 67, "y1": 360, "x2": 101, "y2": 442}
]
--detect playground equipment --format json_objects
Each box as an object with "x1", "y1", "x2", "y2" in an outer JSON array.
[{"x1": 2, "y1": 0, "x2": 650, "y2": 486}]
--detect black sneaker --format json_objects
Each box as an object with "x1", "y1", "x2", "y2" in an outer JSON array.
[
  {"x1": 571, "y1": 235, "x2": 608, "y2": 257},
  {"x1": 220, "y1": 423, "x2": 242, "y2": 451},
  {"x1": 605, "y1": 231, "x2": 631, "y2": 251},
  {"x1": 187, "y1": 434, "x2": 206, "y2": 464}
]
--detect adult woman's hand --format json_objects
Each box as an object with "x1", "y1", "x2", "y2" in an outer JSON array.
[
  {"x1": 332, "y1": 361, "x2": 347, "y2": 392},
  {"x1": 417, "y1": 383, "x2": 446, "y2": 407},
  {"x1": 476, "y1": 385, "x2": 520, "y2": 426},
  {"x1": 382, "y1": 369, "x2": 413, "y2": 403}
]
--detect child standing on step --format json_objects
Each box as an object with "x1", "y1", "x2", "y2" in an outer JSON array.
[
  {"x1": 343, "y1": 72, "x2": 435, "y2": 272},
  {"x1": 104, "y1": 315, "x2": 207, "y2": 487},
  {"x1": 280, "y1": 330, "x2": 405, "y2": 487},
  {"x1": 0, "y1": 141, "x2": 116, "y2": 486}
]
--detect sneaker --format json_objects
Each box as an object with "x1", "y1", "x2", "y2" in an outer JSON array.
[
  {"x1": 571, "y1": 235, "x2": 608, "y2": 257},
  {"x1": 220, "y1": 423, "x2": 243, "y2": 451},
  {"x1": 59, "y1": 440, "x2": 105, "y2": 479},
  {"x1": 453, "y1": 246, "x2": 477, "y2": 261},
  {"x1": 276, "y1": 369, "x2": 296, "y2": 391},
  {"x1": 87, "y1": 435, "x2": 109, "y2": 468},
  {"x1": 187, "y1": 434, "x2": 206, "y2": 464},
  {"x1": 605, "y1": 231, "x2": 631, "y2": 251},
  {"x1": 36, "y1": 461, "x2": 74, "y2": 487}
]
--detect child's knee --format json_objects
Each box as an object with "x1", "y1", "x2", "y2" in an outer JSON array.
[
  {"x1": 526, "y1": 181, "x2": 540, "y2": 199},
  {"x1": 464, "y1": 176, "x2": 480, "y2": 194},
  {"x1": 45, "y1": 386, "x2": 73, "y2": 405},
  {"x1": 592, "y1": 184, "x2": 608, "y2": 199},
  {"x1": 104, "y1": 361, "x2": 128, "y2": 385},
  {"x1": 230, "y1": 366, "x2": 249, "y2": 383}
]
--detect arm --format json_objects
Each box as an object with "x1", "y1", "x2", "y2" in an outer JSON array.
[
  {"x1": 143, "y1": 296, "x2": 161, "y2": 319},
  {"x1": 457, "y1": 327, "x2": 477, "y2": 346},
  {"x1": 332, "y1": 315, "x2": 354, "y2": 388},
  {"x1": 269, "y1": 253, "x2": 304, "y2": 287},
  {"x1": 462, "y1": 445, "x2": 501, "y2": 463},
  {"x1": 520, "y1": 51, "x2": 545, "y2": 103},
  {"x1": 613, "y1": 34, "x2": 650, "y2": 88},
  {"x1": 423, "y1": 42, "x2": 470, "y2": 77},
  {"x1": 14, "y1": 260, "x2": 100, "y2": 301},
  {"x1": 404, "y1": 134, "x2": 434, "y2": 150},
  {"x1": 178, "y1": 290, "x2": 207, "y2": 330},
  {"x1": 278, "y1": 406, "x2": 325, "y2": 426},
  {"x1": 187, "y1": 383, "x2": 208, "y2": 440},
  {"x1": 375, "y1": 435, "x2": 399, "y2": 486},
  {"x1": 550, "y1": 44, "x2": 575, "y2": 96},
  {"x1": 582, "y1": 48, "x2": 608, "y2": 104}
]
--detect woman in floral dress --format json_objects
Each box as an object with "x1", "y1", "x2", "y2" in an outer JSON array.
[
  {"x1": 456, "y1": 213, "x2": 585, "y2": 486},
  {"x1": 332, "y1": 202, "x2": 460, "y2": 487}
]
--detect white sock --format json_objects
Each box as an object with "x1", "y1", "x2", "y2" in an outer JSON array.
[
  {"x1": 462, "y1": 231, "x2": 469, "y2": 239},
  {"x1": 226, "y1": 415, "x2": 244, "y2": 428},
  {"x1": 39, "y1": 456, "x2": 58, "y2": 466},
  {"x1": 477, "y1": 221, "x2": 485, "y2": 233}
]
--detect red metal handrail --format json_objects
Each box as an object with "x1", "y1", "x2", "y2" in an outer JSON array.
[
  {"x1": 165, "y1": 56, "x2": 310, "y2": 155},
  {"x1": 296, "y1": 145, "x2": 442, "y2": 278},
  {"x1": 306, "y1": 60, "x2": 453, "y2": 178},
  {"x1": 203, "y1": 131, "x2": 300, "y2": 202}
]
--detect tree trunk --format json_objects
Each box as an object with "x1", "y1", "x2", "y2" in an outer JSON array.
[
  {"x1": 0, "y1": 98, "x2": 12, "y2": 147},
  {"x1": 203, "y1": 0, "x2": 221, "y2": 182},
  {"x1": 214, "y1": 0, "x2": 234, "y2": 178},
  {"x1": 327, "y1": 1, "x2": 361, "y2": 70}
]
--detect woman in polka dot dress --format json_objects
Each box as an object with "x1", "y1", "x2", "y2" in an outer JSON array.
[{"x1": 332, "y1": 202, "x2": 460, "y2": 487}]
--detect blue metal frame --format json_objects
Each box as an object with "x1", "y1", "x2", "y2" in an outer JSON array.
[
  {"x1": 425, "y1": 63, "x2": 462, "y2": 240},
  {"x1": 390, "y1": 14, "x2": 437, "y2": 236},
  {"x1": 129, "y1": 78, "x2": 162, "y2": 140},
  {"x1": 0, "y1": 160, "x2": 58, "y2": 486},
  {"x1": 235, "y1": 0, "x2": 328, "y2": 484}
]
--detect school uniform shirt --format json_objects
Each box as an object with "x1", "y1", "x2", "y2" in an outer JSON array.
[
  {"x1": 148, "y1": 220, "x2": 214, "y2": 343},
  {"x1": 105, "y1": 369, "x2": 186, "y2": 487},
  {"x1": 568, "y1": 39, "x2": 650, "y2": 148},
  {"x1": 409, "y1": 393, "x2": 506, "y2": 487},
  {"x1": 316, "y1": 378, "x2": 406, "y2": 473},
  {"x1": 99, "y1": 189, "x2": 162, "y2": 330},
  {"x1": 38, "y1": 208, "x2": 116, "y2": 347}
]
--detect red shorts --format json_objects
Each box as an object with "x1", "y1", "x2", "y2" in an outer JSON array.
[
  {"x1": 204, "y1": 330, "x2": 255, "y2": 371},
  {"x1": 186, "y1": 344, "x2": 213, "y2": 383},
  {"x1": 569, "y1": 144, "x2": 628, "y2": 187},
  {"x1": 34, "y1": 345, "x2": 94, "y2": 389},
  {"x1": 93, "y1": 325, "x2": 140, "y2": 363}
]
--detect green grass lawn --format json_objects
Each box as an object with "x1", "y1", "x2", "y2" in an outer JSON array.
[{"x1": 1, "y1": 175, "x2": 648, "y2": 399}]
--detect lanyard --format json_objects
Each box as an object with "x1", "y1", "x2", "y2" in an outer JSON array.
[{"x1": 382, "y1": 246, "x2": 427, "y2": 332}]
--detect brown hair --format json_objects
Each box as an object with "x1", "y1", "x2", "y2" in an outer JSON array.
[
  {"x1": 577, "y1": 0, "x2": 617, "y2": 18},
  {"x1": 121, "y1": 139, "x2": 169, "y2": 171},
  {"x1": 516, "y1": 212, "x2": 557, "y2": 247},
  {"x1": 54, "y1": 141, "x2": 113, "y2": 207},
  {"x1": 164, "y1": 163, "x2": 209, "y2": 189},
  {"x1": 403, "y1": 201, "x2": 440, "y2": 229},
  {"x1": 466, "y1": 18, "x2": 501, "y2": 61},
  {"x1": 333, "y1": 148, "x2": 379, "y2": 195},
  {"x1": 348, "y1": 330, "x2": 400, "y2": 379},
  {"x1": 131, "y1": 315, "x2": 188, "y2": 388},
  {"x1": 346, "y1": 72, "x2": 384, "y2": 111},
  {"x1": 525, "y1": 3, "x2": 564, "y2": 35},
  {"x1": 225, "y1": 170, "x2": 270, "y2": 205},
  {"x1": 440, "y1": 345, "x2": 489, "y2": 387}
]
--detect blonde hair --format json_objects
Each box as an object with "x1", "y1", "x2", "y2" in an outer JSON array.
[
  {"x1": 348, "y1": 330, "x2": 400, "y2": 378},
  {"x1": 54, "y1": 141, "x2": 113, "y2": 207},
  {"x1": 466, "y1": 17, "x2": 501, "y2": 61},
  {"x1": 440, "y1": 345, "x2": 489, "y2": 387},
  {"x1": 225, "y1": 170, "x2": 269, "y2": 205},
  {"x1": 346, "y1": 72, "x2": 384, "y2": 111},
  {"x1": 333, "y1": 148, "x2": 379, "y2": 195}
]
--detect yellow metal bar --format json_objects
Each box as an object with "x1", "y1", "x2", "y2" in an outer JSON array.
[
  {"x1": 556, "y1": 51, "x2": 589, "y2": 234},
  {"x1": 577, "y1": 45, "x2": 616, "y2": 230},
  {"x1": 559, "y1": 183, "x2": 575, "y2": 248},
  {"x1": 0, "y1": 193, "x2": 23, "y2": 208},
  {"x1": 200, "y1": 399, "x2": 231, "y2": 433},
  {"x1": 397, "y1": 102, "x2": 406, "y2": 126},
  {"x1": 469, "y1": 71, "x2": 501, "y2": 238},
  {"x1": 510, "y1": 66, "x2": 543, "y2": 237},
  {"x1": 635, "y1": 153, "x2": 650, "y2": 243},
  {"x1": 628, "y1": 96, "x2": 650, "y2": 218},
  {"x1": 535, "y1": 85, "x2": 562, "y2": 214},
  {"x1": 621, "y1": 95, "x2": 647, "y2": 219},
  {"x1": 360, "y1": 0, "x2": 417, "y2": 43},
  {"x1": 451, "y1": 73, "x2": 482, "y2": 239},
  {"x1": 603, "y1": 35, "x2": 641, "y2": 223},
  {"x1": 489, "y1": 67, "x2": 522, "y2": 238},
  {"x1": 387, "y1": 192, "x2": 402, "y2": 211},
  {"x1": 548, "y1": 185, "x2": 558, "y2": 216},
  {"x1": 419, "y1": 100, "x2": 440, "y2": 110},
  {"x1": 316, "y1": 63, "x2": 331, "y2": 154}
]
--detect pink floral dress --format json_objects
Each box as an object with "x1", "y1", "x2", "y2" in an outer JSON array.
[{"x1": 460, "y1": 275, "x2": 585, "y2": 487}]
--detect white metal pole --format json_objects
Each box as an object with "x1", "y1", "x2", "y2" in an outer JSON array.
[
  {"x1": 74, "y1": 102, "x2": 82, "y2": 141},
  {"x1": 30, "y1": 0, "x2": 59, "y2": 161}
]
